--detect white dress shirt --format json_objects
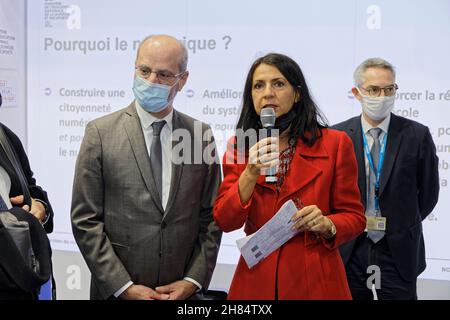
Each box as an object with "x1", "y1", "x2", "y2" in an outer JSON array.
[
  {"x1": 135, "y1": 101, "x2": 173, "y2": 210},
  {"x1": 0, "y1": 165, "x2": 12, "y2": 209}
]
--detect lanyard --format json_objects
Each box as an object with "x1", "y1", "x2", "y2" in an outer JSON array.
[{"x1": 362, "y1": 130, "x2": 387, "y2": 210}]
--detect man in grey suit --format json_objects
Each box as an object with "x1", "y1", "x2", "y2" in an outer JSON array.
[{"x1": 71, "y1": 35, "x2": 222, "y2": 300}]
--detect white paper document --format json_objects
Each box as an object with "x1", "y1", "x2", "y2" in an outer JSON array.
[{"x1": 236, "y1": 200, "x2": 299, "y2": 269}]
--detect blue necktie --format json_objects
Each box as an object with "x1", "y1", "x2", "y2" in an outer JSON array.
[{"x1": 367, "y1": 128, "x2": 385, "y2": 243}]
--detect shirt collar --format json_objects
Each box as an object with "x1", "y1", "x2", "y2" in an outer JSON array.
[
  {"x1": 135, "y1": 100, "x2": 173, "y2": 131},
  {"x1": 361, "y1": 113, "x2": 391, "y2": 135}
]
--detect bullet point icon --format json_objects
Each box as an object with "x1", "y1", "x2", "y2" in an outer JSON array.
[
  {"x1": 186, "y1": 89, "x2": 194, "y2": 98},
  {"x1": 44, "y1": 88, "x2": 52, "y2": 96},
  {"x1": 347, "y1": 90, "x2": 354, "y2": 99}
]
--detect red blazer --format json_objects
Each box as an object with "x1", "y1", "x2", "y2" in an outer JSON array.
[{"x1": 213, "y1": 128, "x2": 365, "y2": 300}]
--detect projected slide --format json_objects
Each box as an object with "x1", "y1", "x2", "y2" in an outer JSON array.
[
  {"x1": 26, "y1": 0, "x2": 450, "y2": 281},
  {"x1": 0, "y1": 0, "x2": 26, "y2": 138}
]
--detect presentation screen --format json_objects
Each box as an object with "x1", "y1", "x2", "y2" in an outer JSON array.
[{"x1": 26, "y1": 0, "x2": 450, "y2": 281}]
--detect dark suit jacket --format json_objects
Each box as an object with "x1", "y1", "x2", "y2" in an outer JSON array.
[
  {"x1": 71, "y1": 103, "x2": 223, "y2": 299},
  {"x1": 332, "y1": 114, "x2": 439, "y2": 281},
  {"x1": 0, "y1": 122, "x2": 54, "y2": 299},
  {"x1": 0, "y1": 123, "x2": 54, "y2": 233}
]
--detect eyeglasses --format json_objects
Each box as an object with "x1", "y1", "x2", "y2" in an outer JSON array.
[
  {"x1": 359, "y1": 83, "x2": 398, "y2": 97},
  {"x1": 135, "y1": 66, "x2": 184, "y2": 85}
]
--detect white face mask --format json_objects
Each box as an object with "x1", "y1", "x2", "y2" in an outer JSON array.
[{"x1": 356, "y1": 87, "x2": 395, "y2": 121}]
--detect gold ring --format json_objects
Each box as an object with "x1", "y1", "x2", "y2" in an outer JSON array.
[{"x1": 313, "y1": 219, "x2": 317, "y2": 225}]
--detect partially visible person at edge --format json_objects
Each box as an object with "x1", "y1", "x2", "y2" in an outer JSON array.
[
  {"x1": 213, "y1": 53, "x2": 366, "y2": 299},
  {"x1": 0, "y1": 92, "x2": 55, "y2": 300}
]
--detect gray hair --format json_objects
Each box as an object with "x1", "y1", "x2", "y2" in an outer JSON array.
[
  {"x1": 136, "y1": 35, "x2": 188, "y2": 72},
  {"x1": 353, "y1": 58, "x2": 396, "y2": 87}
]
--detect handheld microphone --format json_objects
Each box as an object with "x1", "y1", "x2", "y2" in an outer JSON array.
[{"x1": 260, "y1": 107, "x2": 277, "y2": 184}]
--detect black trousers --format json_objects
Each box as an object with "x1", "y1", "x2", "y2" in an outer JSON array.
[
  {"x1": 0, "y1": 289, "x2": 37, "y2": 300},
  {"x1": 346, "y1": 233, "x2": 417, "y2": 300}
]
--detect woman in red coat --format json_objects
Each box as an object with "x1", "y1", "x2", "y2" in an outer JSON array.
[{"x1": 213, "y1": 53, "x2": 365, "y2": 300}]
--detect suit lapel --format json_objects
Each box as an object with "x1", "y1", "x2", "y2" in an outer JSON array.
[
  {"x1": 122, "y1": 103, "x2": 164, "y2": 213},
  {"x1": 347, "y1": 118, "x2": 367, "y2": 208},
  {"x1": 281, "y1": 139, "x2": 326, "y2": 199},
  {"x1": 163, "y1": 110, "x2": 183, "y2": 218},
  {"x1": 379, "y1": 114, "x2": 403, "y2": 196}
]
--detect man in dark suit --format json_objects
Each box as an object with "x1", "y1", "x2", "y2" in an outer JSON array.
[
  {"x1": 0, "y1": 92, "x2": 54, "y2": 299},
  {"x1": 333, "y1": 58, "x2": 439, "y2": 300},
  {"x1": 71, "y1": 35, "x2": 222, "y2": 300}
]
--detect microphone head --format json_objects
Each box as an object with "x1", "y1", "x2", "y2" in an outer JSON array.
[{"x1": 260, "y1": 107, "x2": 276, "y2": 128}]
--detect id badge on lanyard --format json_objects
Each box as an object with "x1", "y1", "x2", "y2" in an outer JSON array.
[{"x1": 363, "y1": 131, "x2": 388, "y2": 231}]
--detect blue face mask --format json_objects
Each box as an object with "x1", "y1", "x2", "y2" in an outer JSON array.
[{"x1": 132, "y1": 76, "x2": 177, "y2": 113}]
